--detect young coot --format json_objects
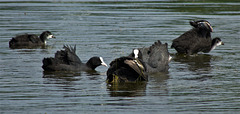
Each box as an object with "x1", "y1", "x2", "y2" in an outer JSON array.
[
  {"x1": 9, "y1": 31, "x2": 55, "y2": 49},
  {"x1": 171, "y1": 20, "x2": 224, "y2": 55},
  {"x1": 106, "y1": 55, "x2": 148, "y2": 83},
  {"x1": 130, "y1": 40, "x2": 172, "y2": 73},
  {"x1": 42, "y1": 45, "x2": 107, "y2": 72}
]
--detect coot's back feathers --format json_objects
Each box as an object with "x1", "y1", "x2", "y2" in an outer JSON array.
[
  {"x1": 9, "y1": 31, "x2": 55, "y2": 49},
  {"x1": 106, "y1": 57, "x2": 148, "y2": 83},
  {"x1": 42, "y1": 45, "x2": 81, "y2": 71},
  {"x1": 131, "y1": 40, "x2": 172, "y2": 73},
  {"x1": 146, "y1": 40, "x2": 171, "y2": 72}
]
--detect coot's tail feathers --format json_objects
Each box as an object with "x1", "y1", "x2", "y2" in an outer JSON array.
[
  {"x1": 149, "y1": 40, "x2": 162, "y2": 49},
  {"x1": 42, "y1": 57, "x2": 55, "y2": 71},
  {"x1": 149, "y1": 40, "x2": 168, "y2": 54},
  {"x1": 55, "y1": 45, "x2": 82, "y2": 65},
  {"x1": 63, "y1": 45, "x2": 76, "y2": 55},
  {"x1": 42, "y1": 45, "x2": 82, "y2": 71},
  {"x1": 9, "y1": 38, "x2": 16, "y2": 48},
  {"x1": 153, "y1": 40, "x2": 162, "y2": 46},
  {"x1": 149, "y1": 40, "x2": 168, "y2": 50}
]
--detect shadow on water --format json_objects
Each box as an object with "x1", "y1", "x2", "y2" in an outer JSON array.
[{"x1": 107, "y1": 82, "x2": 147, "y2": 97}]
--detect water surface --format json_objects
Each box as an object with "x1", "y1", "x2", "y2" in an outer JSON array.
[{"x1": 0, "y1": 0, "x2": 240, "y2": 113}]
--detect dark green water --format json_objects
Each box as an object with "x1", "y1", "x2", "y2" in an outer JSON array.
[{"x1": 0, "y1": 0, "x2": 240, "y2": 113}]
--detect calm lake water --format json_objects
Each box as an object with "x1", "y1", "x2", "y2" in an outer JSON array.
[{"x1": 0, "y1": 0, "x2": 240, "y2": 113}]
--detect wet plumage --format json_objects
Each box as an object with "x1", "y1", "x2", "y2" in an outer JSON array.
[
  {"x1": 9, "y1": 31, "x2": 55, "y2": 49},
  {"x1": 130, "y1": 40, "x2": 172, "y2": 73},
  {"x1": 171, "y1": 20, "x2": 224, "y2": 55},
  {"x1": 106, "y1": 56, "x2": 148, "y2": 83},
  {"x1": 42, "y1": 45, "x2": 107, "y2": 72}
]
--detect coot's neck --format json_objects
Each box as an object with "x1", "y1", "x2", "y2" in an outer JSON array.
[
  {"x1": 39, "y1": 34, "x2": 47, "y2": 43},
  {"x1": 210, "y1": 40, "x2": 218, "y2": 52},
  {"x1": 203, "y1": 39, "x2": 218, "y2": 53}
]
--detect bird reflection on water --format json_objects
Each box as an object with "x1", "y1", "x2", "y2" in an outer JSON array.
[
  {"x1": 172, "y1": 54, "x2": 218, "y2": 81},
  {"x1": 107, "y1": 72, "x2": 170, "y2": 97},
  {"x1": 107, "y1": 82, "x2": 147, "y2": 97},
  {"x1": 43, "y1": 71, "x2": 83, "y2": 82}
]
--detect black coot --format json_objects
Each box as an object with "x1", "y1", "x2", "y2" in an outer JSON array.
[
  {"x1": 171, "y1": 20, "x2": 224, "y2": 55},
  {"x1": 42, "y1": 45, "x2": 107, "y2": 72},
  {"x1": 9, "y1": 31, "x2": 55, "y2": 49},
  {"x1": 130, "y1": 40, "x2": 172, "y2": 73},
  {"x1": 106, "y1": 56, "x2": 148, "y2": 83}
]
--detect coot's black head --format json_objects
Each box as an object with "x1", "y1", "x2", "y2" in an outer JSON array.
[
  {"x1": 190, "y1": 20, "x2": 213, "y2": 32},
  {"x1": 86, "y1": 56, "x2": 108, "y2": 70},
  {"x1": 40, "y1": 31, "x2": 56, "y2": 42},
  {"x1": 212, "y1": 37, "x2": 224, "y2": 47}
]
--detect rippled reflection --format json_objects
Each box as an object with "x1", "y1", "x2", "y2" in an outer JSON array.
[
  {"x1": 43, "y1": 71, "x2": 82, "y2": 83},
  {"x1": 107, "y1": 82, "x2": 147, "y2": 97},
  {"x1": 172, "y1": 54, "x2": 217, "y2": 81},
  {"x1": 173, "y1": 54, "x2": 213, "y2": 72}
]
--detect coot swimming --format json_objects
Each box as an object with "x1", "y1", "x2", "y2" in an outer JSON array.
[
  {"x1": 130, "y1": 40, "x2": 172, "y2": 73},
  {"x1": 106, "y1": 54, "x2": 148, "y2": 83},
  {"x1": 9, "y1": 31, "x2": 55, "y2": 49},
  {"x1": 42, "y1": 45, "x2": 107, "y2": 72},
  {"x1": 171, "y1": 20, "x2": 224, "y2": 55}
]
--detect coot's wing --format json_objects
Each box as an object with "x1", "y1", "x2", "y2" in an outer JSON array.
[
  {"x1": 107, "y1": 57, "x2": 148, "y2": 83},
  {"x1": 42, "y1": 57, "x2": 79, "y2": 71},
  {"x1": 11, "y1": 34, "x2": 30, "y2": 42},
  {"x1": 28, "y1": 34, "x2": 39, "y2": 43},
  {"x1": 124, "y1": 59, "x2": 147, "y2": 81},
  {"x1": 171, "y1": 30, "x2": 196, "y2": 48},
  {"x1": 42, "y1": 45, "x2": 82, "y2": 71}
]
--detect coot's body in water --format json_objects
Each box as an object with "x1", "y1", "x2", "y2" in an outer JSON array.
[
  {"x1": 42, "y1": 45, "x2": 107, "y2": 72},
  {"x1": 9, "y1": 31, "x2": 55, "y2": 49},
  {"x1": 130, "y1": 40, "x2": 172, "y2": 73},
  {"x1": 106, "y1": 55, "x2": 148, "y2": 83},
  {"x1": 171, "y1": 20, "x2": 224, "y2": 55}
]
